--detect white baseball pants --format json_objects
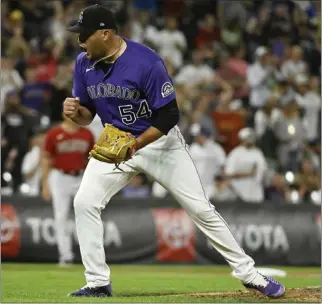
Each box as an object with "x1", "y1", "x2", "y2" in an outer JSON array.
[
  {"x1": 74, "y1": 126, "x2": 257, "y2": 287},
  {"x1": 49, "y1": 169, "x2": 82, "y2": 262}
]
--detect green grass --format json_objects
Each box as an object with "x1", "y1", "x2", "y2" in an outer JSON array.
[{"x1": 1, "y1": 264, "x2": 320, "y2": 303}]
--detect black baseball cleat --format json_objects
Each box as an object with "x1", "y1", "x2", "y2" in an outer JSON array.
[{"x1": 68, "y1": 284, "x2": 112, "y2": 297}]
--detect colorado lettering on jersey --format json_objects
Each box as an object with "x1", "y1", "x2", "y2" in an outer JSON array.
[
  {"x1": 87, "y1": 84, "x2": 141, "y2": 101},
  {"x1": 57, "y1": 139, "x2": 90, "y2": 153}
]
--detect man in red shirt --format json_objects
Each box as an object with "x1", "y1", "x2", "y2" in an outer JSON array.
[
  {"x1": 212, "y1": 92, "x2": 246, "y2": 154},
  {"x1": 28, "y1": 46, "x2": 57, "y2": 82},
  {"x1": 41, "y1": 113, "x2": 94, "y2": 266}
]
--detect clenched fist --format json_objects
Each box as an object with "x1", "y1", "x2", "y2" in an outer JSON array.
[{"x1": 63, "y1": 97, "x2": 80, "y2": 117}]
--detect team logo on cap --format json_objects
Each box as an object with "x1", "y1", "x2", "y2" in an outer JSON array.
[
  {"x1": 161, "y1": 82, "x2": 174, "y2": 98},
  {"x1": 78, "y1": 11, "x2": 84, "y2": 24}
]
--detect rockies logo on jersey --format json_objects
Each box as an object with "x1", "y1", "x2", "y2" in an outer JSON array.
[{"x1": 161, "y1": 82, "x2": 174, "y2": 98}]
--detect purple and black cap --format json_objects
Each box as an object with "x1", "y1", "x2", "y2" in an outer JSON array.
[{"x1": 67, "y1": 4, "x2": 117, "y2": 42}]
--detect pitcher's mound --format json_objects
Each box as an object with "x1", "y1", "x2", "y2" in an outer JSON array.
[{"x1": 177, "y1": 287, "x2": 320, "y2": 302}]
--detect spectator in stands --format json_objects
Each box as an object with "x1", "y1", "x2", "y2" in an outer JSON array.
[
  {"x1": 28, "y1": 44, "x2": 57, "y2": 83},
  {"x1": 12, "y1": 2, "x2": 53, "y2": 40},
  {"x1": 192, "y1": 74, "x2": 233, "y2": 131},
  {"x1": 265, "y1": 3, "x2": 294, "y2": 44},
  {"x1": 247, "y1": 46, "x2": 274, "y2": 110},
  {"x1": 211, "y1": 90, "x2": 245, "y2": 154},
  {"x1": 264, "y1": 168, "x2": 288, "y2": 202},
  {"x1": 5, "y1": 11, "x2": 31, "y2": 62},
  {"x1": 224, "y1": 128, "x2": 268, "y2": 203},
  {"x1": 20, "y1": 128, "x2": 46, "y2": 196},
  {"x1": 154, "y1": 16, "x2": 187, "y2": 69},
  {"x1": 254, "y1": 94, "x2": 282, "y2": 165},
  {"x1": 294, "y1": 74, "x2": 321, "y2": 145},
  {"x1": 211, "y1": 174, "x2": 237, "y2": 202},
  {"x1": 64, "y1": 0, "x2": 87, "y2": 23},
  {"x1": 281, "y1": 45, "x2": 307, "y2": 85},
  {"x1": 294, "y1": 9, "x2": 321, "y2": 77},
  {"x1": 221, "y1": 17, "x2": 243, "y2": 50},
  {"x1": 226, "y1": 46, "x2": 249, "y2": 76},
  {"x1": 121, "y1": 174, "x2": 151, "y2": 198},
  {"x1": 1, "y1": 55, "x2": 24, "y2": 111},
  {"x1": 48, "y1": 1, "x2": 67, "y2": 60},
  {"x1": 1, "y1": 3, "x2": 13, "y2": 52},
  {"x1": 1, "y1": 90, "x2": 38, "y2": 193},
  {"x1": 255, "y1": 95, "x2": 281, "y2": 139},
  {"x1": 133, "y1": 0, "x2": 157, "y2": 12},
  {"x1": 268, "y1": 2, "x2": 295, "y2": 61},
  {"x1": 5, "y1": 9, "x2": 32, "y2": 44},
  {"x1": 310, "y1": 76, "x2": 321, "y2": 93},
  {"x1": 20, "y1": 67, "x2": 52, "y2": 114},
  {"x1": 189, "y1": 126, "x2": 226, "y2": 198},
  {"x1": 277, "y1": 79, "x2": 296, "y2": 106},
  {"x1": 273, "y1": 99, "x2": 306, "y2": 172},
  {"x1": 130, "y1": 10, "x2": 158, "y2": 46},
  {"x1": 244, "y1": 4, "x2": 271, "y2": 60},
  {"x1": 195, "y1": 14, "x2": 221, "y2": 49},
  {"x1": 219, "y1": 0, "x2": 247, "y2": 30},
  {"x1": 291, "y1": 157, "x2": 321, "y2": 202},
  {"x1": 216, "y1": 48, "x2": 249, "y2": 102},
  {"x1": 49, "y1": 60, "x2": 73, "y2": 122},
  {"x1": 175, "y1": 50, "x2": 215, "y2": 99},
  {"x1": 302, "y1": 145, "x2": 321, "y2": 171},
  {"x1": 162, "y1": 0, "x2": 186, "y2": 20},
  {"x1": 178, "y1": 1, "x2": 199, "y2": 51}
]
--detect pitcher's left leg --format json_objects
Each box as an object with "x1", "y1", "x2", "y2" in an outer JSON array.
[{"x1": 140, "y1": 139, "x2": 285, "y2": 298}]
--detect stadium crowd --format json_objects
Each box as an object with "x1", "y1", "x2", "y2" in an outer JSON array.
[{"x1": 1, "y1": 0, "x2": 321, "y2": 204}]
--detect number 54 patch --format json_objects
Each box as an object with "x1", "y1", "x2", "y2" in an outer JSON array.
[{"x1": 119, "y1": 100, "x2": 152, "y2": 125}]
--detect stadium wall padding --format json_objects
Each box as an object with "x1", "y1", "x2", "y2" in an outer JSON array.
[{"x1": 1, "y1": 196, "x2": 320, "y2": 266}]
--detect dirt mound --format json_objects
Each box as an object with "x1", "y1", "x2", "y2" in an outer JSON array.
[{"x1": 175, "y1": 287, "x2": 320, "y2": 302}]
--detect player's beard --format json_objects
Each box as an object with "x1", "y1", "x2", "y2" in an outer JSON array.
[
  {"x1": 85, "y1": 51, "x2": 100, "y2": 61},
  {"x1": 86, "y1": 48, "x2": 106, "y2": 61},
  {"x1": 85, "y1": 51, "x2": 93, "y2": 60}
]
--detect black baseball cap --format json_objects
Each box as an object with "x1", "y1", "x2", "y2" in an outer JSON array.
[{"x1": 67, "y1": 4, "x2": 117, "y2": 34}]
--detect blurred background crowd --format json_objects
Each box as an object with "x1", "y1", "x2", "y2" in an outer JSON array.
[{"x1": 1, "y1": 0, "x2": 321, "y2": 205}]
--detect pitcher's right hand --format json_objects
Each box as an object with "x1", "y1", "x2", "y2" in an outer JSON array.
[{"x1": 63, "y1": 97, "x2": 80, "y2": 117}]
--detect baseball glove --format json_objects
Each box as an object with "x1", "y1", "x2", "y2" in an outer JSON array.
[{"x1": 89, "y1": 124, "x2": 136, "y2": 165}]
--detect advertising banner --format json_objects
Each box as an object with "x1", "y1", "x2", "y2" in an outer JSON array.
[
  {"x1": 196, "y1": 204, "x2": 321, "y2": 266},
  {"x1": 1, "y1": 197, "x2": 156, "y2": 263},
  {"x1": 152, "y1": 208, "x2": 196, "y2": 262},
  {"x1": 1, "y1": 203, "x2": 21, "y2": 258},
  {"x1": 1, "y1": 196, "x2": 320, "y2": 266}
]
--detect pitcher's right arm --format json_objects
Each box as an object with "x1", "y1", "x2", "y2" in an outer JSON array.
[
  {"x1": 64, "y1": 53, "x2": 96, "y2": 126},
  {"x1": 63, "y1": 97, "x2": 94, "y2": 126}
]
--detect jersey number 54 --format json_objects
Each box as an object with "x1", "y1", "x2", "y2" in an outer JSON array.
[{"x1": 119, "y1": 100, "x2": 152, "y2": 125}]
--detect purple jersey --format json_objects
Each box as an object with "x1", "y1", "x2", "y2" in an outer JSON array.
[{"x1": 72, "y1": 38, "x2": 176, "y2": 136}]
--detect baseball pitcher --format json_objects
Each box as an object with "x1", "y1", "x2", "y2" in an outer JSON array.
[{"x1": 64, "y1": 4, "x2": 285, "y2": 298}]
